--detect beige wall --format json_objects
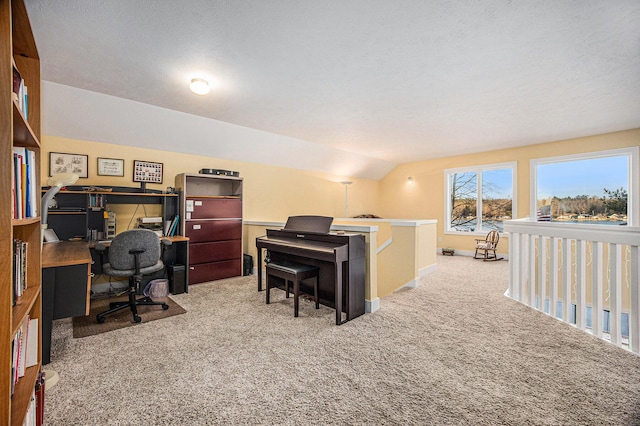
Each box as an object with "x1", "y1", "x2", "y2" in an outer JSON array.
[
  {"x1": 43, "y1": 128, "x2": 639, "y2": 255},
  {"x1": 378, "y1": 129, "x2": 640, "y2": 254},
  {"x1": 42, "y1": 135, "x2": 380, "y2": 223}
]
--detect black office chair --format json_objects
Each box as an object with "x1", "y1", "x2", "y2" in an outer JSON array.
[{"x1": 96, "y1": 229, "x2": 170, "y2": 324}]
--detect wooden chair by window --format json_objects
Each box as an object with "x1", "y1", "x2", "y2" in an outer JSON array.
[{"x1": 474, "y1": 230, "x2": 502, "y2": 261}]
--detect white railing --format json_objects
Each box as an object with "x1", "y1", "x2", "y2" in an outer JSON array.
[{"x1": 504, "y1": 218, "x2": 640, "y2": 354}]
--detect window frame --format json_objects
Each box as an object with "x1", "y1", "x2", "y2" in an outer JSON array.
[
  {"x1": 444, "y1": 161, "x2": 517, "y2": 235},
  {"x1": 530, "y1": 147, "x2": 639, "y2": 226}
]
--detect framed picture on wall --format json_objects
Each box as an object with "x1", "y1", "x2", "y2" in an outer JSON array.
[
  {"x1": 49, "y1": 152, "x2": 88, "y2": 178},
  {"x1": 97, "y1": 157, "x2": 124, "y2": 176},
  {"x1": 133, "y1": 160, "x2": 163, "y2": 184}
]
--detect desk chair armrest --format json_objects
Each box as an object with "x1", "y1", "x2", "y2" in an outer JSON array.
[{"x1": 160, "y1": 238, "x2": 172, "y2": 263}]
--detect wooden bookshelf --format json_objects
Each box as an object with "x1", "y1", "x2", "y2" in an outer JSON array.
[{"x1": 1, "y1": 0, "x2": 42, "y2": 424}]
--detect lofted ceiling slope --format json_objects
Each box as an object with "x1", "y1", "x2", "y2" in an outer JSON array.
[{"x1": 24, "y1": 0, "x2": 640, "y2": 178}]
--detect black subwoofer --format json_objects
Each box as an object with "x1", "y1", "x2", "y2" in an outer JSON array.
[{"x1": 168, "y1": 264, "x2": 186, "y2": 294}]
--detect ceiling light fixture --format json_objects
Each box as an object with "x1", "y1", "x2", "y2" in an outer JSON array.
[{"x1": 190, "y1": 78, "x2": 210, "y2": 95}]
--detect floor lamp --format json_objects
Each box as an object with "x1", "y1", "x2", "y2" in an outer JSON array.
[
  {"x1": 40, "y1": 172, "x2": 79, "y2": 389},
  {"x1": 340, "y1": 181, "x2": 352, "y2": 218}
]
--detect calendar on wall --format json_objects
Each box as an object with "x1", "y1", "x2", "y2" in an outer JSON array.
[{"x1": 133, "y1": 160, "x2": 163, "y2": 184}]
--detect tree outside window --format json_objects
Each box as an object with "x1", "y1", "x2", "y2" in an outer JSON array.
[
  {"x1": 449, "y1": 172, "x2": 477, "y2": 231},
  {"x1": 446, "y1": 163, "x2": 515, "y2": 233}
]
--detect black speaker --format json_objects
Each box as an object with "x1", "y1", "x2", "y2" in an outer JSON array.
[
  {"x1": 243, "y1": 254, "x2": 253, "y2": 276},
  {"x1": 168, "y1": 264, "x2": 186, "y2": 294},
  {"x1": 199, "y1": 168, "x2": 239, "y2": 177}
]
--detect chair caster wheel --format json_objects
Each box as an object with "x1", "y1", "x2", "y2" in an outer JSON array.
[
  {"x1": 97, "y1": 316, "x2": 105, "y2": 324},
  {"x1": 162, "y1": 304, "x2": 169, "y2": 310},
  {"x1": 134, "y1": 315, "x2": 142, "y2": 323}
]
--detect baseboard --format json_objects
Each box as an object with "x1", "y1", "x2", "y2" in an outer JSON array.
[
  {"x1": 438, "y1": 248, "x2": 509, "y2": 260},
  {"x1": 366, "y1": 297, "x2": 380, "y2": 313},
  {"x1": 402, "y1": 262, "x2": 439, "y2": 289},
  {"x1": 419, "y1": 263, "x2": 438, "y2": 278},
  {"x1": 403, "y1": 277, "x2": 420, "y2": 289}
]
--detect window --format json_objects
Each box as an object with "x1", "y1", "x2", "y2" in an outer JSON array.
[
  {"x1": 530, "y1": 147, "x2": 639, "y2": 226},
  {"x1": 445, "y1": 162, "x2": 516, "y2": 233}
]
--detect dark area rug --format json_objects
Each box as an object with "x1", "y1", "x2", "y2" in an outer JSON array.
[{"x1": 72, "y1": 296, "x2": 186, "y2": 338}]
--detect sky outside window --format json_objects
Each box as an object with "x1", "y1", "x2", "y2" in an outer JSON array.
[
  {"x1": 483, "y1": 168, "x2": 512, "y2": 199},
  {"x1": 537, "y1": 156, "x2": 628, "y2": 199}
]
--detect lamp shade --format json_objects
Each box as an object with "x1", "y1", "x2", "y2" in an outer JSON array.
[
  {"x1": 42, "y1": 173, "x2": 79, "y2": 227},
  {"x1": 47, "y1": 172, "x2": 79, "y2": 188}
]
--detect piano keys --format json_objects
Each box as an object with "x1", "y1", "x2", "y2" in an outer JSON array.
[{"x1": 256, "y1": 216, "x2": 365, "y2": 325}]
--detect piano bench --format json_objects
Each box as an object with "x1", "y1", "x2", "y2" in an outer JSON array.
[{"x1": 265, "y1": 261, "x2": 319, "y2": 317}]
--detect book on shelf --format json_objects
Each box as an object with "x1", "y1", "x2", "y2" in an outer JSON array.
[
  {"x1": 13, "y1": 239, "x2": 28, "y2": 304},
  {"x1": 12, "y1": 59, "x2": 29, "y2": 119},
  {"x1": 11, "y1": 339, "x2": 17, "y2": 395},
  {"x1": 89, "y1": 193, "x2": 106, "y2": 209},
  {"x1": 23, "y1": 84, "x2": 28, "y2": 120},
  {"x1": 11, "y1": 316, "x2": 39, "y2": 390},
  {"x1": 22, "y1": 361, "x2": 45, "y2": 426},
  {"x1": 24, "y1": 389, "x2": 36, "y2": 426},
  {"x1": 35, "y1": 372, "x2": 45, "y2": 426},
  {"x1": 12, "y1": 58, "x2": 21, "y2": 102},
  {"x1": 168, "y1": 215, "x2": 179, "y2": 236},
  {"x1": 12, "y1": 316, "x2": 27, "y2": 385},
  {"x1": 25, "y1": 318, "x2": 38, "y2": 368},
  {"x1": 24, "y1": 147, "x2": 32, "y2": 217},
  {"x1": 164, "y1": 215, "x2": 178, "y2": 237},
  {"x1": 17, "y1": 316, "x2": 28, "y2": 378},
  {"x1": 28, "y1": 149, "x2": 37, "y2": 217},
  {"x1": 13, "y1": 150, "x2": 23, "y2": 218},
  {"x1": 22, "y1": 375, "x2": 45, "y2": 426},
  {"x1": 12, "y1": 147, "x2": 38, "y2": 219}
]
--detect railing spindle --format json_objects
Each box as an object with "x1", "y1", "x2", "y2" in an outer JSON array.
[
  {"x1": 550, "y1": 237, "x2": 559, "y2": 318},
  {"x1": 508, "y1": 232, "x2": 516, "y2": 299},
  {"x1": 609, "y1": 243, "x2": 622, "y2": 346},
  {"x1": 528, "y1": 234, "x2": 536, "y2": 307},
  {"x1": 562, "y1": 238, "x2": 572, "y2": 322},
  {"x1": 631, "y1": 245, "x2": 640, "y2": 354},
  {"x1": 518, "y1": 233, "x2": 528, "y2": 303},
  {"x1": 592, "y1": 242, "x2": 603, "y2": 339},
  {"x1": 538, "y1": 236, "x2": 547, "y2": 312},
  {"x1": 575, "y1": 240, "x2": 587, "y2": 329}
]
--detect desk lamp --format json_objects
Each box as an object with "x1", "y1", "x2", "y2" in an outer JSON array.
[
  {"x1": 41, "y1": 172, "x2": 79, "y2": 240},
  {"x1": 40, "y1": 172, "x2": 78, "y2": 390}
]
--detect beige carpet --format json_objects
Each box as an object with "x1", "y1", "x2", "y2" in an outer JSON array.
[
  {"x1": 45, "y1": 255, "x2": 640, "y2": 425},
  {"x1": 72, "y1": 296, "x2": 186, "y2": 338}
]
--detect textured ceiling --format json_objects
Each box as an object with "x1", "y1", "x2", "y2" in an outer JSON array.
[{"x1": 24, "y1": 0, "x2": 640, "y2": 171}]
